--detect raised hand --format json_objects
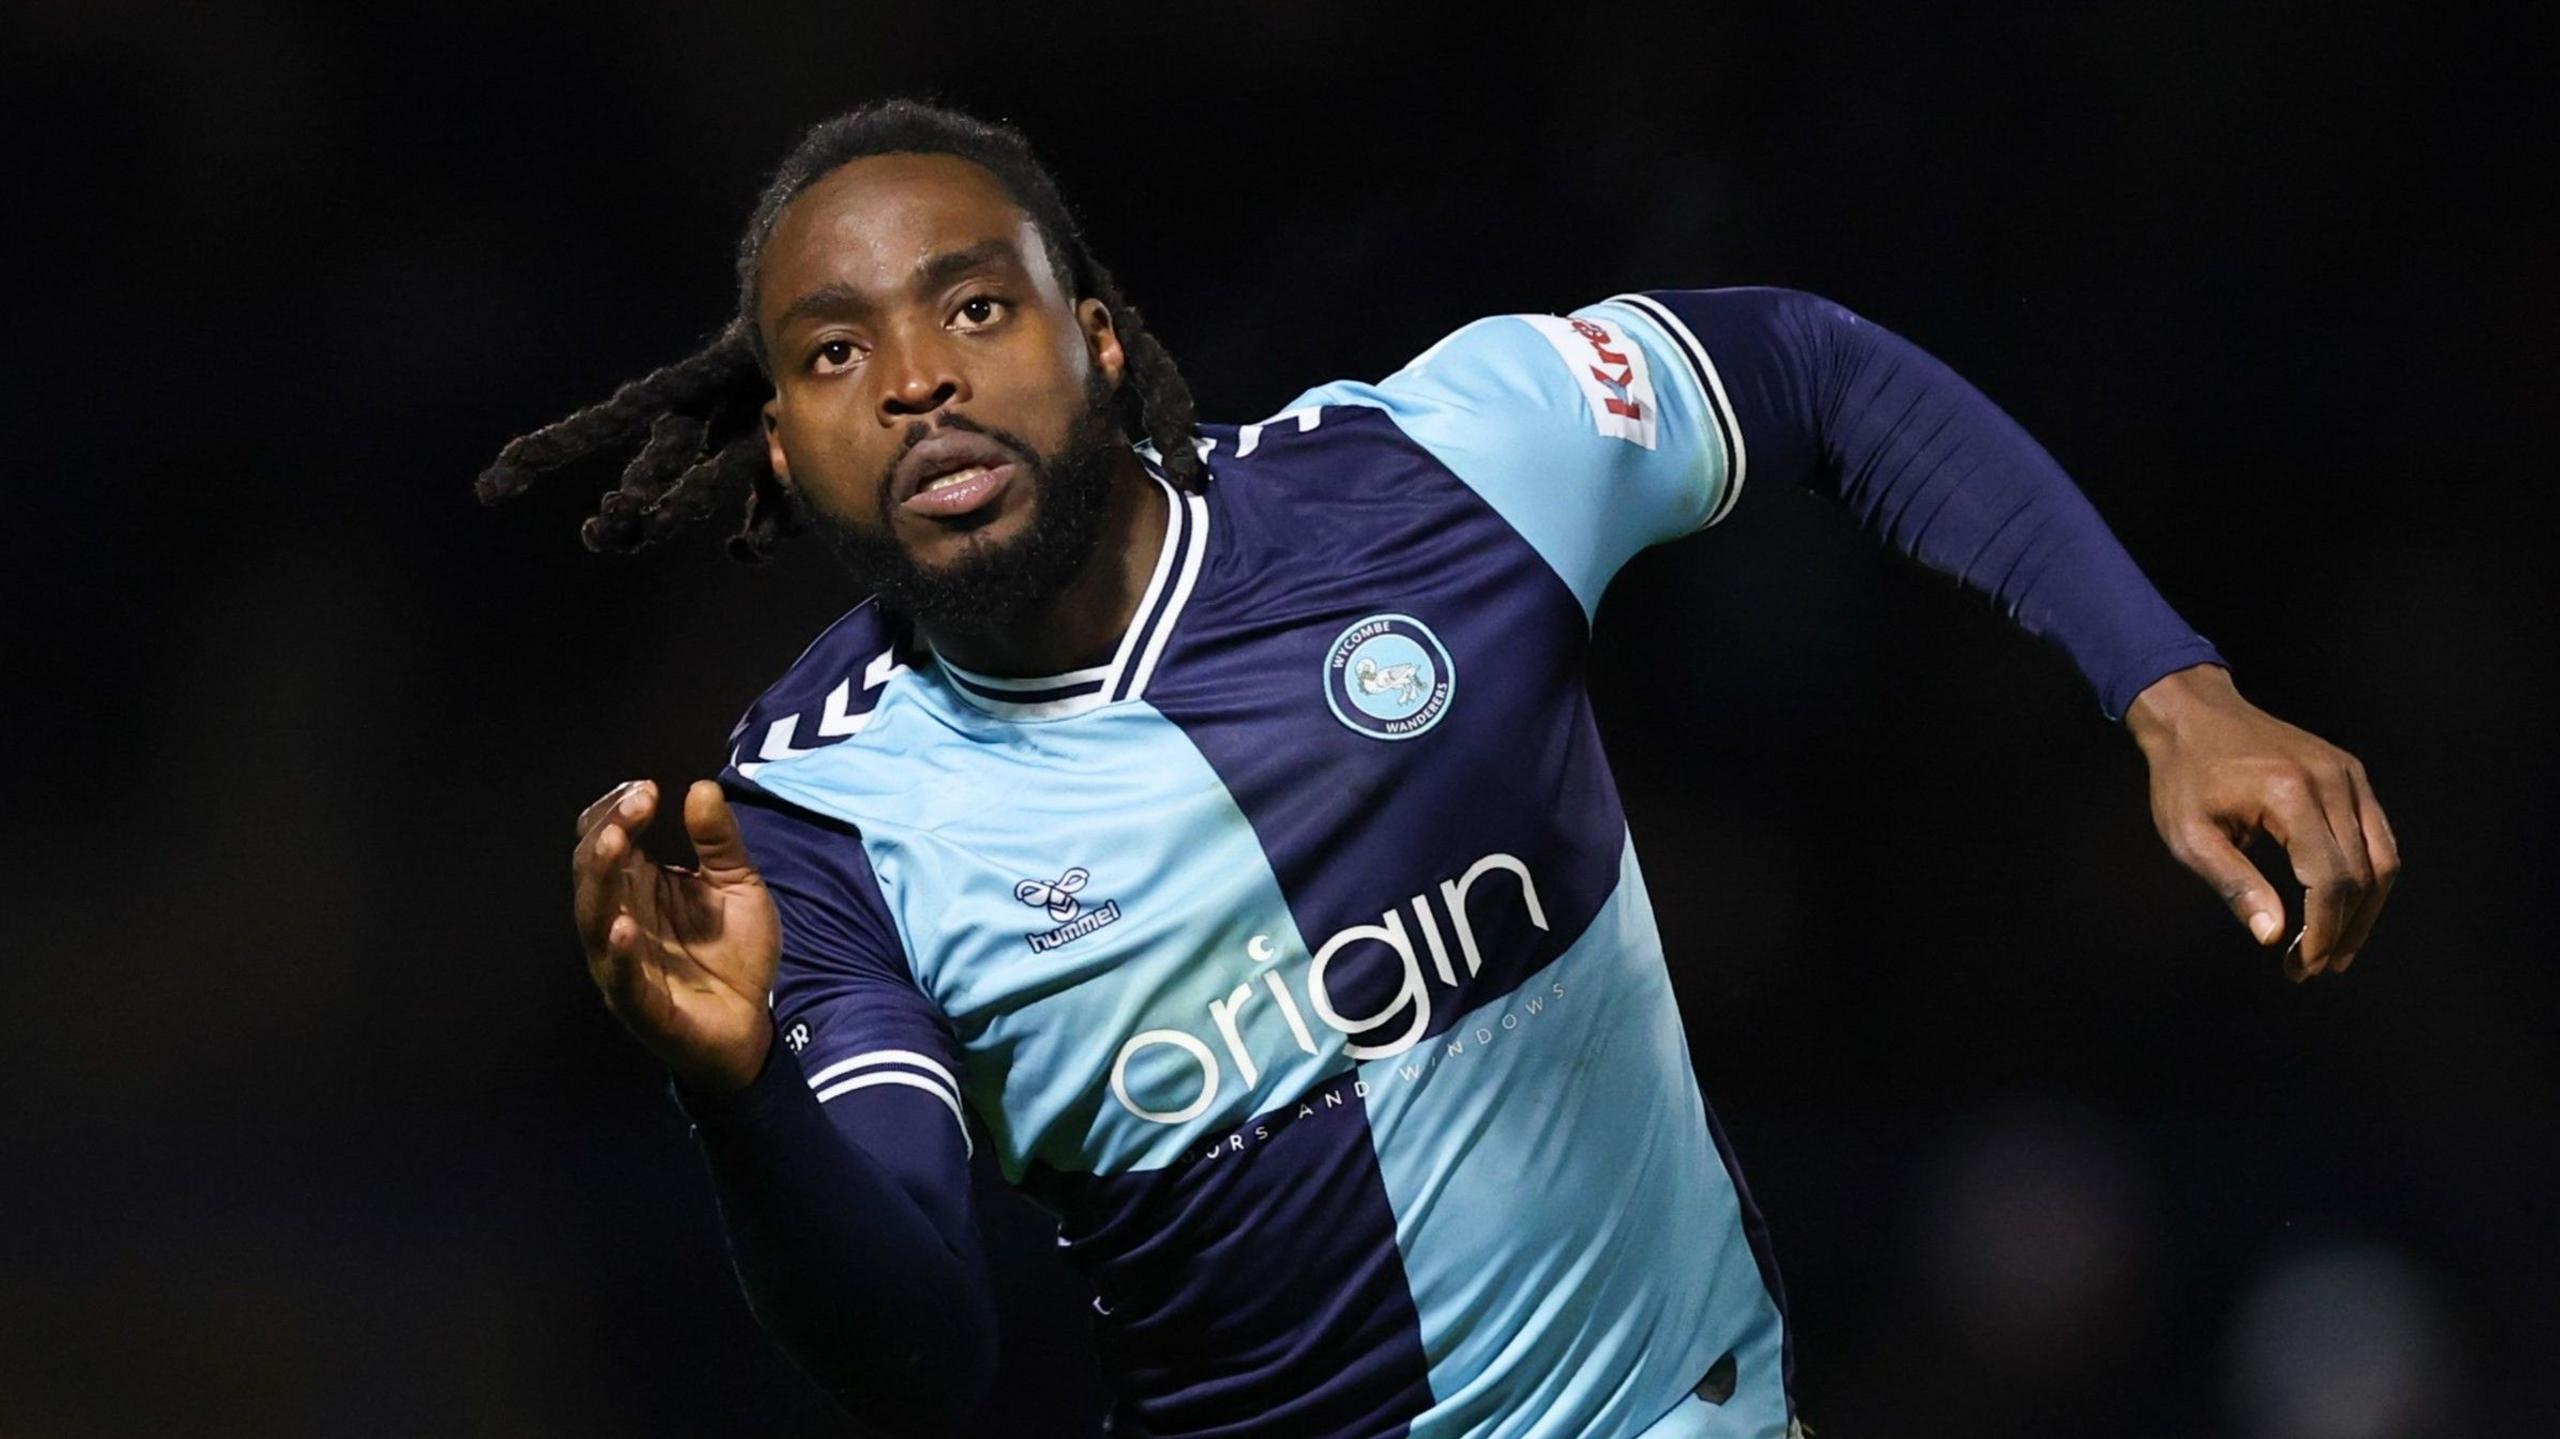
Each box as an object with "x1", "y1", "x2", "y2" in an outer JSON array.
[
  {"x1": 2127, "y1": 664, "x2": 2401, "y2": 981},
  {"x1": 571, "y1": 778, "x2": 782, "y2": 1090}
]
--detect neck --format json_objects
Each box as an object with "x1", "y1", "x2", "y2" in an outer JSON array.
[{"x1": 919, "y1": 447, "x2": 1167, "y2": 677}]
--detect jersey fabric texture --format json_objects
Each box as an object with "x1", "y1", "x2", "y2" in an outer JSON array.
[{"x1": 687, "y1": 287, "x2": 2225, "y2": 1438}]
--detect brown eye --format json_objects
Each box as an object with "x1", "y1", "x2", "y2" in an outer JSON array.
[
  {"x1": 956, "y1": 296, "x2": 1004, "y2": 327},
  {"x1": 811, "y1": 339, "x2": 859, "y2": 373}
]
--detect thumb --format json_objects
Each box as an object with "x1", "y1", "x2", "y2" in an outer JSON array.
[
  {"x1": 683, "y1": 779, "x2": 759, "y2": 884},
  {"x1": 2172, "y1": 821, "x2": 2285, "y2": 946}
]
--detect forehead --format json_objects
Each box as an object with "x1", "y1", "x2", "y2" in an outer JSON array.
[{"x1": 758, "y1": 153, "x2": 1057, "y2": 320}]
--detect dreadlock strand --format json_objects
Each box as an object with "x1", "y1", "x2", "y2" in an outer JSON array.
[
  {"x1": 727, "y1": 448, "x2": 803, "y2": 564},
  {"x1": 646, "y1": 431, "x2": 763, "y2": 545},
  {"x1": 1076, "y1": 255, "x2": 1203, "y2": 492},
  {"x1": 476, "y1": 327, "x2": 761, "y2": 505},
  {"x1": 1111, "y1": 301, "x2": 1206, "y2": 492},
  {"x1": 630, "y1": 411, "x2": 711, "y2": 491},
  {"x1": 568, "y1": 413, "x2": 695, "y2": 554}
]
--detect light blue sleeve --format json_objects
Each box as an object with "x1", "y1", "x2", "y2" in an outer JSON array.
[{"x1": 1279, "y1": 294, "x2": 1745, "y2": 618}]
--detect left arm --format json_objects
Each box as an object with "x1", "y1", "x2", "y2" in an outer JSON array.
[{"x1": 1636, "y1": 287, "x2": 2400, "y2": 976}]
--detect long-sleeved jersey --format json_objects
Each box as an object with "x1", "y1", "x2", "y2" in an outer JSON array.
[{"x1": 680, "y1": 287, "x2": 2226, "y2": 1438}]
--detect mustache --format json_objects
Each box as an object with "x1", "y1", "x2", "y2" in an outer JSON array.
[{"x1": 875, "y1": 412, "x2": 1043, "y2": 509}]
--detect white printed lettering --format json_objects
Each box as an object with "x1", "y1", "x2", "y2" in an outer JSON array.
[
  {"x1": 1208, "y1": 982, "x2": 1260, "y2": 1089},
  {"x1": 1110, "y1": 1028, "x2": 1220, "y2": 1125},
  {"x1": 1306, "y1": 910, "x2": 1431, "y2": 1060}
]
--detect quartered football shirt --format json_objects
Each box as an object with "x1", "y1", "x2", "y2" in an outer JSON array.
[{"x1": 703, "y1": 287, "x2": 2224, "y2": 1438}]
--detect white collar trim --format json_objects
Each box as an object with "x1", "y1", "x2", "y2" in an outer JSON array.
[{"x1": 935, "y1": 467, "x2": 1208, "y2": 721}]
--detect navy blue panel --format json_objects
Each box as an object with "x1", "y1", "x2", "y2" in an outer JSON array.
[
  {"x1": 1145, "y1": 412, "x2": 1627, "y2": 1051},
  {"x1": 1025, "y1": 1072, "x2": 1432, "y2": 1438},
  {"x1": 722, "y1": 785, "x2": 977, "y2": 1252},
  {"x1": 721, "y1": 600, "x2": 921, "y2": 773},
  {"x1": 722, "y1": 787, "x2": 908, "y2": 988}
]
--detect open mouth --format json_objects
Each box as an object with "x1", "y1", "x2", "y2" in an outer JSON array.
[
  {"x1": 921, "y1": 465, "x2": 996, "y2": 495},
  {"x1": 889, "y1": 425, "x2": 1029, "y2": 522},
  {"x1": 901, "y1": 459, "x2": 1018, "y2": 519}
]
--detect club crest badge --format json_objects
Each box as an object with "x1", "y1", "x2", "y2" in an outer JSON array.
[{"x1": 1323, "y1": 613, "x2": 1456, "y2": 741}]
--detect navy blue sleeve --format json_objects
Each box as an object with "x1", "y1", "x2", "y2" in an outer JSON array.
[
  {"x1": 671, "y1": 782, "x2": 993, "y2": 1435},
  {"x1": 1639, "y1": 287, "x2": 2227, "y2": 719}
]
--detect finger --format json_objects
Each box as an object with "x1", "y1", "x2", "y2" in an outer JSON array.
[
  {"x1": 2168, "y1": 820, "x2": 2286, "y2": 948},
  {"x1": 609, "y1": 905, "x2": 708, "y2": 1043},
  {"x1": 2332, "y1": 764, "x2": 2402, "y2": 972},
  {"x1": 597, "y1": 911, "x2": 664, "y2": 1021},
  {"x1": 571, "y1": 819, "x2": 628, "y2": 954},
  {"x1": 2313, "y1": 764, "x2": 2379, "y2": 895},
  {"x1": 572, "y1": 799, "x2": 656, "y2": 954},
  {"x1": 574, "y1": 779, "x2": 647, "y2": 839},
  {"x1": 2361, "y1": 763, "x2": 2403, "y2": 871},
  {"x1": 571, "y1": 782, "x2": 656, "y2": 912},
  {"x1": 682, "y1": 779, "x2": 759, "y2": 884},
  {"x1": 619, "y1": 779, "x2": 660, "y2": 833},
  {"x1": 2263, "y1": 782, "x2": 2358, "y2": 977},
  {"x1": 2307, "y1": 764, "x2": 2380, "y2": 974}
]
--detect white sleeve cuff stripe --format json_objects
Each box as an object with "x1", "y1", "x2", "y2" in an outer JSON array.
[
  {"x1": 804, "y1": 1047, "x2": 964, "y2": 1097},
  {"x1": 812, "y1": 1072, "x2": 974, "y2": 1158},
  {"x1": 1604, "y1": 293, "x2": 1748, "y2": 528}
]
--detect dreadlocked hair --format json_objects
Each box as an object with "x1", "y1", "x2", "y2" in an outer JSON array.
[{"x1": 474, "y1": 99, "x2": 1206, "y2": 561}]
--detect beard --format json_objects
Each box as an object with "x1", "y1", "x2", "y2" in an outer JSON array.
[{"x1": 812, "y1": 366, "x2": 1122, "y2": 628}]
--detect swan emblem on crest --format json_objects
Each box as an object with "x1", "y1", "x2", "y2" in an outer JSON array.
[{"x1": 1353, "y1": 657, "x2": 1425, "y2": 705}]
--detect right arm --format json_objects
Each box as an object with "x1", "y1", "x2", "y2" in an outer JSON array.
[{"x1": 572, "y1": 778, "x2": 994, "y2": 1435}]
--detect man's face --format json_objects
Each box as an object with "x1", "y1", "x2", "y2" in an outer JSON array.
[{"x1": 756, "y1": 152, "x2": 1128, "y2": 623}]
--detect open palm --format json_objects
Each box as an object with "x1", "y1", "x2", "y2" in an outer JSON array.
[{"x1": 571, "y1": 778, "x2": 780, "y2": 1091}]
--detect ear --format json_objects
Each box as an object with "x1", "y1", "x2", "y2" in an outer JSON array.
[
  {"x1": 1077, "y1": 297, "x2": 1126, "y2": 391},
  {"x1": 761, "y1": 399, "x2": 793, "y2": 491}
]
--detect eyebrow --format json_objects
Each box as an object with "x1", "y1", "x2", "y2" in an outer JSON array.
[{"x1": 773, "y1": 238, "x2": 1025, "y2": 333}]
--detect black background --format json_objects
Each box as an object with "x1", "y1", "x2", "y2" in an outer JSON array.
[{"x1": 5, "y1": 2, "x2": 2553, "y2": 1434}]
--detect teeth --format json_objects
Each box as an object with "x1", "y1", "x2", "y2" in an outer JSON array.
[{"x1": 921, "y1": 466, "x2": 990, "y2": 494}]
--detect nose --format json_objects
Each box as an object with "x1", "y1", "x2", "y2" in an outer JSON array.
[{"x1": 877, "y1": 326, "x2": 967, "y2": 423}]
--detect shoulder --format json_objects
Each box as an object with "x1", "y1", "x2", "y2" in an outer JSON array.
[
  {"x1": 723, "y1": 599, "x2": 925, "y2": 782},
  {"x1": 1271, "y1": 304, "x2": 1670, "y2": 434},
  {"x1": 714, "y1": 603, "x2": 916, "y2": 974},
  {"x1": 1201, "y1": 299, "x2": 1745, "y2": 618}
]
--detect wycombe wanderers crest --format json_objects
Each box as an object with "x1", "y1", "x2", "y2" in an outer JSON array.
[{"x1": 1323, "y1": 613, "x2": 1456, "y2": 740}]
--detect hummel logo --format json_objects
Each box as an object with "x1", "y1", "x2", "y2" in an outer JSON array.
[
  {"x1": 1017, "y1": 866, "x2": 1121, "y2": 954},
  {"x1": 1014, "y1": 868, "x2": 1090, "y2": 922}
]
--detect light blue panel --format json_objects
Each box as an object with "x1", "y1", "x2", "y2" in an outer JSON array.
[
  {"x1": 1281, "y1": 303, "x2": 1728, "y2": 620},
  {"x1": 1357, "y1": 833, "x2": 1789, "y2": 1439},
  {"x1": 1629, "y1": 1390, "x2": 1794, "y2": 1439},
  {"x1": 749, "y1": 674, "x2": 1347, "y2": 1180}
]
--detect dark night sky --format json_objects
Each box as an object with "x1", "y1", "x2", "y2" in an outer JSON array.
[{"x1": 3, "y1": 2, "x2": 2553, "y2": 1434}]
